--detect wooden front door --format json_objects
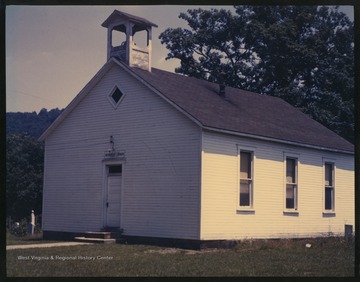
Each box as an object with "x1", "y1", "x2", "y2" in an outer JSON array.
[{"x1": 105, "y1": 165, "x2": 122, "y2": 228}]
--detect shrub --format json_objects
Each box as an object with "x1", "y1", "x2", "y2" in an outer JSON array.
[
  {"x1": 10, "y1": 218, "x2": 29, "y2": 237},
  {"x1": 9, "y1": 216, "x2": 42, "y2": 237}
]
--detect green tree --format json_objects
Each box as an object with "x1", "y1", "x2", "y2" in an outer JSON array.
[
  {"x1": 159, "y1": 6, "x2": 354, "y2": 143},
  {"x1": 6, "y1": 134, "x2": 44, "y2": 220}
]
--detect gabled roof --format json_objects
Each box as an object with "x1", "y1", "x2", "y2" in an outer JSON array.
[
  {"x1": 130, "y1": 66, "x2": 354, "y2": 154},
  {"x1": 39, "y1": 58, "x2": 354, "y2": 154},
  {"x1": 101, "y1": 10, "x2": 158, "y2": 28}
]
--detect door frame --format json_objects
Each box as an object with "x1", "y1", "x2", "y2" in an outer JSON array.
[{"x1": 102, "y1": 159, "x2": 125, "y2": 229}]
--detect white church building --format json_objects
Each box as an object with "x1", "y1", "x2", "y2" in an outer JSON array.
[{"x1": 39, "y1": 10, "x2": 354, "y2": 248}]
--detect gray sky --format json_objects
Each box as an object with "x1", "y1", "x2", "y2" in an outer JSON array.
[{"x1": 6, "y1": 5, "x2": 354, "y2": 113}]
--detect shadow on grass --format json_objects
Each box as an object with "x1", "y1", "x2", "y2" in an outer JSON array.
[
  {"x1": 6, "y1": 236, "x2": 355, "y2": 277},
  {"x1": 6, "y1": 231, "x2": 62, "y2": 245}
]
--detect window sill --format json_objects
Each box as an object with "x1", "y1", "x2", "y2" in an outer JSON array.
[
  {"x1": 283, "y1": 210, "x2": 299, "y2": 216},
  {"x1": 323, "y1": 211, "x2": 336, "y2": 217},
  {"x1": 237, "y1": 209, "x2": 255, "y2": 215}
]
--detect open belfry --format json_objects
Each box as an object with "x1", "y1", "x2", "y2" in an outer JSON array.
[{"x1": 102, "y1": 10, "x2": 158, "y2": 71}]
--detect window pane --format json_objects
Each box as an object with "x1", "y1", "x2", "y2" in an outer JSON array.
[
  {"x1": 325, "y1": 163, "x2": 333, "y2": 186},
  {"x1": 286, "y1": 158, "x2": 295, "y2": 183},
  {"x1": 286, "y1": 184, "x2": 295, "y2": 209},
  {"x1": 111, "y1": 88, "x2": 123, "y2": 104},
  {"x1": 240, "y1": 180, "x2": 250, "y2": 206},
  {"x1": 325, "y1": 187, "x2": 333, "y2": 210},
  {"x1": 240, "y1": 152, "x2": 251, "y2": 179},
  {"x1": 109, "y1": 165, "x2": 122, "y2": 174}
]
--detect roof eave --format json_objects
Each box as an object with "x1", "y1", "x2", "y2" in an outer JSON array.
[
  {"x1": 119, "y1": 62, "x2": 353, "y2": 155},
  {"x1": 38, "y1": 58, "x2": 118, "y2": 142},
  {"x1": 101, "y1": 10, "x2": 158, "y2": 28},
  {"x1": 38, "y1": 57, "x2": 353, "y2": 156},
  {"x1": 202, "y1": 126, "x2": 354, "y2": 155},
  {"x1": 38, "y1": 58, "x2": 202, "y2": 143}
]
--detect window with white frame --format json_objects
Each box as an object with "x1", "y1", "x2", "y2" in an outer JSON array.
[
  {"x1": 285, "y1": 157, "x2": 298, "y2": 210},
  {"x1": 324, "y1": 162, "x2": 335, "y2": 211},
  {"x1": 108, "y1": 85, "x2": 125, "y2": 109},
  {"x1": 239, "y1": 151, "x2": 253, "y2": 208}
]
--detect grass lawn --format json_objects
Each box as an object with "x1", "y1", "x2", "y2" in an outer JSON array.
[
  {"x1": 6, "y1": 237, "x2": 354, "y2": 277},
  {"x1": 6, "y1": 231, "x2": 60, "y2": 246}
]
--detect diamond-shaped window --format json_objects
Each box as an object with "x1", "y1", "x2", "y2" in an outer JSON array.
[
  {"x1": 108, "y1": 86, "x2": 125, "y2": 109},
  {"x1": 111, "y1": 88, "x2": 123, "y2": 104}
]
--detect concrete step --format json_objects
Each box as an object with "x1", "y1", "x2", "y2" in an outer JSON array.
[
  {"x1": 74, "y1": 237, "x2": 116, "y2": 244},
  {"x1": 101, "y1": 227, "x2": 123, "y2": 233},
  {"x1": 84, "y1": 231, "x2": 117, "y2": 239}
]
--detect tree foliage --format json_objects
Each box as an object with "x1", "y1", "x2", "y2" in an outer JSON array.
[
  {"x1": 159, "y1": 6, "x2": 354, "y2": 143},
  {"x1": 6, "y1": 108, "x2": 63, "y2": 220},
  {"x1": 6, "y1": 108, "x2": 63, "y2": 139},
  {"x1": 6, "y1": 134, "x2": 44, "y2": 220}
]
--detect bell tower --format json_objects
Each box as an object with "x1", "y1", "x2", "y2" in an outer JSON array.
[{"x1": 101, "y1": 10, "x2": 158, "y2": 72}]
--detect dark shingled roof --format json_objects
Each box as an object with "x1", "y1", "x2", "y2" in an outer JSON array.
[{"x1": 131, "y1": 66, "x2": 353, "y2": 153}]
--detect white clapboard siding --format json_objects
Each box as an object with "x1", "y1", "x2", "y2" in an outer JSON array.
[
  {"x1": 43, "y1": 64, "x2": 201, "y2": 239},
  {"x1": 200, "y1": 130, "x2": 354, "y2": 240}
]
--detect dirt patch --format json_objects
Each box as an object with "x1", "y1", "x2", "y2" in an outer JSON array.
[
  {"x1": 144, "y1": 248, "x2": 181, "y2": 254},
  {"x1": 144, "y1": 248, "x2": 225, "y2": 255}
]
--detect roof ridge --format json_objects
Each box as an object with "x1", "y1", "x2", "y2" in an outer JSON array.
[{"x1": 149, "y1": 67, "x2": 282, "y2": 97}]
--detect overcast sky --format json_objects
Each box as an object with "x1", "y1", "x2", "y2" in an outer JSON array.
[{"x1": 5, "y1": 5, "x2": 354, "y2": 113}]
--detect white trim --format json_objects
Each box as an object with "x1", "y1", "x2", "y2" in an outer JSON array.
[
  {"x1": 38, "y1": 59, "x2": 117, "y2": 142},
  {"x1": 283, "y1": 151, "x2": 301, "y2": 158},
  {"x1": 41, "y1": 142, "x2": 48, "y2": 229},
  {"x1": 199, "y1": 128, "x2": 203, "y2": 240},
  {"x1": 322, "y1": 158, "x2": 336, "y2": 214},
  {"x1": 102, "y1": 159, "x2": 125, "y2": 229},
  {"x1": 283, "y1": 152, "x2": 299, "y2": 213},
  {"x1": 237, "y1": 145, "x2": 256, "y2": 211},
  {"x1": 203, "y1": 127, "x2": 354, "y2": 155},
  {"x1": 107, "y1": 84, "x2": 126, "y2": 109},
  {"x1": 38, "y1": 57, "x2": 202, "y2": 142}
]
